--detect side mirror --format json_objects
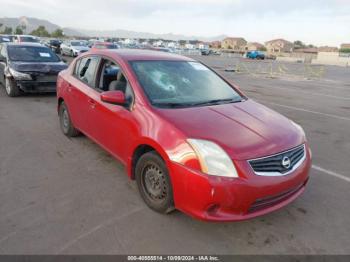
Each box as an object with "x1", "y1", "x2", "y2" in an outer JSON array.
[{"x1": 101, "y1": 90, "x2": 126, "y2": 105}]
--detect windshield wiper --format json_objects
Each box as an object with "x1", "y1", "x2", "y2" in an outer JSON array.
[
  {"x1": 152, "y1": 98, "x2": 242, "y2": 108},
  {"x1": 190, "y1": 98, "x2": 242, "y2": 106},
  {"x1": 152, "y1": 102, "x2": 191, "y2": 108}
]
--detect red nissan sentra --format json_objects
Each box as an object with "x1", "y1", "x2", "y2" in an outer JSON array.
[{"x1": 57, "y1": 49, "x2": 311, "y2": 221}]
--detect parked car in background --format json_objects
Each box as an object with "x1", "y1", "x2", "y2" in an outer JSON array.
[
  {"x1": 0, "y1": 43, "x2": 68, "y2": 97},
  {"x1": 246, "y1": 50, "x2": 265, "y2": 60},
  {"x1": 0, "y1": 35, "x2": 13, "y2": 43},
  {"x1": 91, "y1": 42, "x2": 119, "y2": 50},
  {"x1": 14, "y1": 35, "x2": 40, "y2": 44},
  {"x1": 60, "y1": 40, "x2": 90, "y2": 57},
  {"x1": 200, "y1": 49, "x2": 212, "y2": 55},
  {"x1": 201, "y1": 49, "x2": 221, "y2": 56},
  {"x1": 57, "y1": 49, "x2": 311, "y2": 221},
  {"x1": 46, "y1": 39, "x2": 62, "y2": 54}
]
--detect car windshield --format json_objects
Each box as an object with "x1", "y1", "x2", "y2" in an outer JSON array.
[
  {"x1": 71, "y1": 41, "x2": 84, "y2": 46},
  {"x1": 8, "y1": 46, "x2": 61, "y2": 62},
  {"x1": 94, "y1": 44, "x2": 118, "y2": 49},
  {"x1": 20, "y1": 37, "x2": 39, "y2": 43},
  {"x1": 106, "y1": 45, "x2": 118, "y2": 49},
  {"x1": 130, "y1": 61, "x2": 243, "y2": 108}
]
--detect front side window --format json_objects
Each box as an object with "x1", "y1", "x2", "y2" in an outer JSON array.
[
  {"x1": 130, "y1": 61, "x2": 243, "y2": 108},
  {"x1": 7, "y1": 46, "x2": 60, "y2": 62},
  {"x1": 76, "y1": 56, "x2": 99, "y2": 86},
  {"x1": 97, "y1": 58, "x2": 134, "y2": 106}
]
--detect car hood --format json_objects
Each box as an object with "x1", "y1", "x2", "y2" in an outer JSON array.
[
  {"x1": 156, "y1": 99, "x2": 305, "y2": 160},
  {"x1": 72, "y1": 46, "x2": 89, "y2": 51},
  {"x1": 9, "y1": 61, "x2": 68, "y2": 74}
]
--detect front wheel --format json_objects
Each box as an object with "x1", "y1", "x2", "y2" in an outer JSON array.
[
  {"x1": 59, "y1": 102, "x2": 80, "y2": 137},
  {"x1": 5, "y1": 77, "x2": 20, "y2": 97},
  {"x1": 135, "y1": 151, "x2": 175, "y2": 214}
]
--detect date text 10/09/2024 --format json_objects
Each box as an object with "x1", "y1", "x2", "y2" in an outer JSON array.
[{"x1": 127, "y1": 256, "x2": 220, "y2": 261}]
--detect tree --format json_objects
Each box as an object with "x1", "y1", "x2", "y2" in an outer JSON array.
[
  {"x1": 293, "y1": 40, "x2": 306, "y2": 49},
  {"x1": 30, "y1": 25, "x2": 50, "y2": 37},
  {"x1": 51, "y1": 29, "x2": 64, "y2": 38},
  {"x1": 178, "y1": 40, "x2": 186, "y2": 46},
  {"x1": 20, "y1": 24, "x2": 26, "y2": 34},
  {"x1": 340, "y1": 48, "x2": 350, "y2": 53},
  {"x1": 258, "y1": 46, "x2": 267, "y2": 51},
  {"x1": 3, "y1": 27, "x2": 13, "y2": 34},
  {"x1": 15, "y1": 26, "x2": 24, "y2": 35}
]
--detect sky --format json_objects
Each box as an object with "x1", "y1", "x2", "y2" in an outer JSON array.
[{"x1": 1, "y1": 0, "x2": 350, "y2": 46}]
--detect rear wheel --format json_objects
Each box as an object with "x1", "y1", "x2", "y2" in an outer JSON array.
[
  {"x1": 135, "y1": 151, "x2": 174, "y2": 214},
  {"x1": 59, "y1": 102, "x2": 80, "y2": 137},
  {"x1": 5, "y1": 77, "x2": 20, "y2": 97}
]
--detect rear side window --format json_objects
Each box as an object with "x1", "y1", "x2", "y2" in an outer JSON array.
[{"x1": 75, "y1": 56, "x2": 100, "y2": 86}]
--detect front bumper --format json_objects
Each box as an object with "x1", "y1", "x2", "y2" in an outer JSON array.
[
  {"x1": 74, "y1": 50, "x2": 88, "y2": 57},
  {"x1": 16, "y1": 80, "x2": 56, "y2": 93},
  {"x1": 169, "y1": 146, "x2": 311, "y2": 222}
]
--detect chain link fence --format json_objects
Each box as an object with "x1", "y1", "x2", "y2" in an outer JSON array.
[{"x1": 225, "y1": 60, "x2": 326, "y2": 80}]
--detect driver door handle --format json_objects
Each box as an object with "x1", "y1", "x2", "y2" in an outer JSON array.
[{"x1": 88, "y1": 98, "x2": 96, "y2": 109}]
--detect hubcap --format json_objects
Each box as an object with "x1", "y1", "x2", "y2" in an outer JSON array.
[
  {"x1": 143, "y1": 164, "x2": 167, "y2": 201},
  {"x1": 5, "y1": 78, "x2": 11, "y2": 94},
  {"x1": 62, "y1": 108, "x2": 69, "y2": 132}
]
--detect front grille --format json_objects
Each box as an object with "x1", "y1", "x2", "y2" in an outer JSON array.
[
  {"x1": 248, "y1": 144, "x2": 305, "y2": 176},
  {"x1": 248, "y1": 183, "x2": 304, "y2": 213},
  {"x1": 36, "y1": 75, "x2": 57, "y2": 82}
]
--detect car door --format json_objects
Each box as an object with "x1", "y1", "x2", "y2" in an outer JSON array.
[
  {"x1": 65, "y1": 55, "x2": 100, "y2": 135},
  {"x1": 86, "y1": 58, "x2": 137, "y2": 163},
  {"x1": 63, "y1": 42, "x2": 70, "y2": 55},
  {"x1": 0, "y1": 45, "x2": 7, "y2": 85}
]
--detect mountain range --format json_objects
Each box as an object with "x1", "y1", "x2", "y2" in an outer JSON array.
[{"x1": 0, "y1": 16, "x2": 227, "y2": 41}]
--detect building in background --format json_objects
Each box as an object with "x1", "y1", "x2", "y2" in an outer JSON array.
[
  {"x1": 245, "y1": 42, "x2": 265, "y2": 51},
  {"x1": 340, "y1": 43, "x2": 350, "y2": 50},
  {"x1": 318, "y1": 46, "x2": 339, "y2": 52},
  {"x1": 265, "y1": 39, "x2": 293, "y2": 53},
  {"x1": 221, "y1": 37, "x2": 247, "y2": 51},
  {"x1": 210, "y1": 41, "x2": 221, "y2": 49},
  {"x1": 197, "y1": 42, "x2": 210, "y2": 50}
]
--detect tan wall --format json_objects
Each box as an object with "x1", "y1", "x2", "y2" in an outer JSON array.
[{"x1": 312, "y1": 52, "x2": 350, "y2": 66}]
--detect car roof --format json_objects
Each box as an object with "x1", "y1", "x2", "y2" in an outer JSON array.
[
  {"x1": 94, "y1": 42, "x2": 115, "y2": 45},
  {"x1": 17, "y1": 35, "x2": 37, "y2": 38},
  {"x1": 4, "y1": 43, "x2": 45, "y2": 48},
  {"x1": 89, "y1": 49, "x2": 194, "y2": 62}
]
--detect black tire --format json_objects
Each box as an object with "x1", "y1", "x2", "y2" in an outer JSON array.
[
  {"x1": 135, "y1": 151, "x2": 175, "y2": 214},
  {"x1": 4, "y1": 77, "x2": 20, "y2": 97},
  {"x1": 59, "y1": 102, "x2": 80, "y2": 137}
]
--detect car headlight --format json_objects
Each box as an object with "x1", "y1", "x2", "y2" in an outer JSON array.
[
  {"x1": 187, "y1": 139, "x2": 239, "y2": 178},
  {"x1": 9, "y1": 68, "x2": 32, "y2": 80}
]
